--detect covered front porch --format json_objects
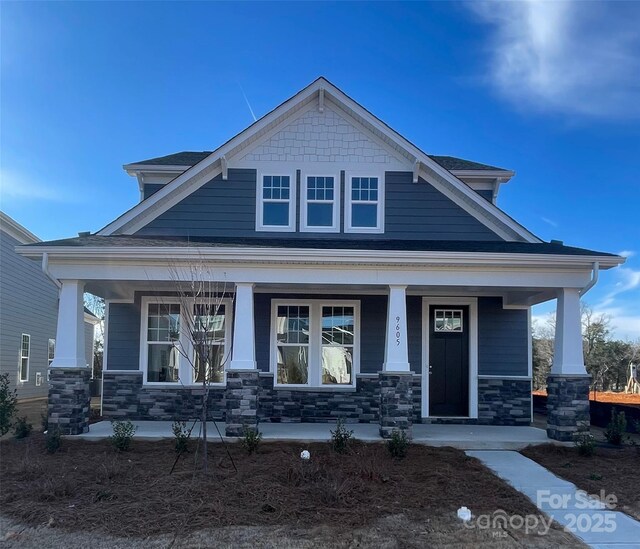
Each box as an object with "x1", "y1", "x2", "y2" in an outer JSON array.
[{"x1": 47, "y1": 268, "x2": 595, "y2": 441}]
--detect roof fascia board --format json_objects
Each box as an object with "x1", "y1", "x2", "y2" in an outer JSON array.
[
  {"x1": 100, "y1": 77, "x2": 537, "y2": 240},
  {"x1": 318, "y1": 80, "x2": 539, "y2": 242},
  {"x1": 0, "y1": 212, "x2": 41, "y2": 244},
  {"x1": 98, "y1": 80, "x2": 323, "y2": 236},
  {"x1": 16, "y1": 245, "x2": 624, "y2": 269},
  {"x1": 451, "y1": 170, "x2": 515, "y2": 179}
]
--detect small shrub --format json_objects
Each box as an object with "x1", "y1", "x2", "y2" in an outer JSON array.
[
  {"x1": 0, "y1": 373, "x2": 18, "y2": 436},
  {"x1": 241, "y1": 426, "x2": 262, "y2": 455},
  {"x1": 110, "y1": 420, "x2": 136, "y2": 451},
  {"x1": 387, "y1": 429, "x2": 410, "y2": 459},
  {"x1": 604, "y1": 409, "x2": 627, "y2": 446},
  {"x1": 13, "y1": 416, "x2": 33, "y2": 440},
  {"x1": 330, "y1": 418, "x2": 353, "y2": 454},
  {"x1": 46, "y1": 427, "x2": 62, "y2": 454},
  {"x1": 573, "y1": 431, "x2": 596, "y2": 457},
  {"x1": 172, "y1": 421, "x2": 191, "y2": 454}
]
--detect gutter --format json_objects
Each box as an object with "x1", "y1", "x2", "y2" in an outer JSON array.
[
  {"x1": 42, "y1": 252, "x2": 62, "y2": 289},
  {"x1": 579, "y1": 261, "x2": 599, "y2": 297}
]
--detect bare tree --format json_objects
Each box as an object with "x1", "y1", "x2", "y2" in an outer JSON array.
[{"x1": 166, "y1": 262, "x2": 234, "y2": 473}]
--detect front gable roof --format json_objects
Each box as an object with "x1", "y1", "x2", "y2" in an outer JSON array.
[{"x1": 98, "y1": 77, "x2": 540, "y2": 242}]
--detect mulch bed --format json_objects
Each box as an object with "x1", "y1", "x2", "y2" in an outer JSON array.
[
  {"x1": 1, "y1": 435, "x2": 579, "y2": 545},
  {"x1": 522, "y1": 443, "x2": 640, "y2": 521}
]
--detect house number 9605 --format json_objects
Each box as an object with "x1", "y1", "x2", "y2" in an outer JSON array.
[{"x1": 395, "y1": 316, "x2": 401, "y2": 346}]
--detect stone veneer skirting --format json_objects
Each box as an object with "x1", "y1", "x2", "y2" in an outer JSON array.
[
  {"x1": 49, "y1": 367, "x2": 92, "y2": 435},
  {"x1": 101, "y1": 371, "x2": 532, "y2": 426},
  {"x1": 546, "y1": 374, "x2": 590, "y2": 441}
]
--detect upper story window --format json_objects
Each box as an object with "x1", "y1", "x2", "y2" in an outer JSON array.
[
  {"x1": 346, "y1": 176, "x2": 384, "y2": 233},
  {"x1": 301, "y1": 175, "x2": 339, "y2": 232},
  {"x1": 257, "y1": 174, "x2": 295, "y2": 231}
]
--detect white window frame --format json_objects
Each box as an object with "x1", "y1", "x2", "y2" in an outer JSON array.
[
  {"x1": 256, "y1": 172, "x2": 296, "y2": 232},
  {"x1": 48, "y1": 338, "x2": 56, "y2": 366},
  {"x1": 345, "y1": 173, "x2": 384, "y2": 233},
  {"x1": 300, "y1": 173, "x2": 340, "y2": 232},
  {"x1": 139, "y1": 296, "x2": 233, "y2": 387},
  {"x1": 19, "y1": 333, "x2": 30, "y2": 382},
  {"x1": 270, "y1": 299, "x2": 360, "y2": 388}
]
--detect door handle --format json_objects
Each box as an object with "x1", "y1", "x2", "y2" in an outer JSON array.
[{"x1": 428, "y1": 364, "x2": 433, "y2": 375}]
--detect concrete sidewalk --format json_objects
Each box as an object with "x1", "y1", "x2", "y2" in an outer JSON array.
[
  {"x1": 467, "y1": 450, "x2": 640, "y2": 548},
  {"x1": 75, "y1": 421, "x2": 552, "y2": 449}
]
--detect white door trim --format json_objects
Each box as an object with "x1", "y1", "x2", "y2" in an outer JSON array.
[{"x1": 421, "y1": 297, "x2": 478, "y2": 419}]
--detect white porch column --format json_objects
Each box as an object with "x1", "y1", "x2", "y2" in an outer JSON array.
[
  {"x1": 50, "y1": 280, "x2": 86, "y2": 368},
  {"x1": 551, "y1": 288, "x2": 587, "y2": 375},
  {"x1": 230, "y1": 282, "x2": 256, "y2": 370},
  {"x1": 383, "y1": 285, "x2": 410, "y2": 372}
]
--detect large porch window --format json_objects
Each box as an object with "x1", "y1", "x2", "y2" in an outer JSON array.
[
  {"x1": 271, "y1": 300, "x2": 359, "y2": 388},
  {"x1": 140, "y1": 297, "x2": 232, "y2": 385}
]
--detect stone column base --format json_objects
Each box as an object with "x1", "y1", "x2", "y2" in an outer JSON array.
[
  {"x1": 225, "y1": 370, "x2": 259, "y2": 437},
  {"x1": 546, "y1": 374, "x2": 591, "y2": 441},
  {"x1": 379, "y1": 372, "x2": 413, "y2": 439},
  {"x1": 48, "y1": 367, "x2": 91, "y2": 435}
]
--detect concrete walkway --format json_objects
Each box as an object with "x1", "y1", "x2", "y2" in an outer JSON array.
[
  {"x1": 76, "y1": 421, "x2": 551, "y2": 449},
  {"x1": 467, "y1": 450, "x2": 640, "y2": 548}
]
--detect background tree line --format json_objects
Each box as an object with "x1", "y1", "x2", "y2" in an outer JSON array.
[{"x1": 532, "y1": 305, "x2": 639, "y2": 393}]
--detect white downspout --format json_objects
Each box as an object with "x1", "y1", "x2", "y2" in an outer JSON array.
[
  {"x1": 579, "y1": 261, "x2": 599, "y2": 297},
  {"x1": 42, "y1": 252, "x2": 62, "y2": 290}
]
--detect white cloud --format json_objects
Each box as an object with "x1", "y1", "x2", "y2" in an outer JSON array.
[
  {"x1": 541, "y1": 217, "x2": 558, "y2": 228},
  {"x1": 618, "y1": 250, "x2": 635, "y2": 258},
  {"x1": 468, "y1": 1, "x2": 640, "y2": 119},
  {"x1": 0, "y1": 169, "x2": 82, "y2": 203}
]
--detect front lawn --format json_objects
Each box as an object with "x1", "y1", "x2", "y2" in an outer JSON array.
[
  {"x1": 1, "y1": 435, "x2": 582, "y2": 547},
  {"x1": 522, "y1": 444, "x2": 640, "y2": 521}
]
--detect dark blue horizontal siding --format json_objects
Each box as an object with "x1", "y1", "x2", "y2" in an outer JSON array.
[
  {"x1": 478, "y1": 297, "x2": 528, "y2": 376},
  {"x1": 106, "y1": 303, "x2": 141, "y2": 371},
  {"x1": 136, "y1": 169, "x2": 502, "y2": 241},
  {"x1": 143, "y1": 183, "x2": 164, "y2": 200}
]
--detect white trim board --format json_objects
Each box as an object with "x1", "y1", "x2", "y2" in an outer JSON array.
[
  {"x1": 421, "y1": 297, "x2": 479, "y2": 419},
  {"x1": 96, "y1": 78, "x2": 540, "y2": 242}
]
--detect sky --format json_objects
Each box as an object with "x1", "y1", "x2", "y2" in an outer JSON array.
[{"x1": 1, "y1": 1, "x2": 639, "y2": 339}]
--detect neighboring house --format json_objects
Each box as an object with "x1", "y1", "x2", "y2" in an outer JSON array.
[
  {"x1": 17, "y1": 78, "x2": 624, "y2": 439},
  {"x1": 0, "y1": 212, "x2": 99, "y2": 401}
]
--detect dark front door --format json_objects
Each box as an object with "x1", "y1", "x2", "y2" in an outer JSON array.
[{"x1": 429, "y1": 305, "x2": 469, "y2": 416}]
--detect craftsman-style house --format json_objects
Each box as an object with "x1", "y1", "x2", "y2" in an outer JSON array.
[{"x1": 18, "y1": 78, "x2": 623, "y2": 440}]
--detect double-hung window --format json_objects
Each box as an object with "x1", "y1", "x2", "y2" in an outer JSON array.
[
  {"x1": 19, "y1": 334, "x2": 30, "y2": 382},
  {"x1": 302, "y1": 175, "x2": 339, "y2": 232},
  {"x1": 258, "y1": 174, "x2": 295, "y2": 231},
  {"x1": 346, "y1": 176, "x2": 383, "y2": 233},
  {"x1": 272, "y1": 301, "x2": 358, "y2": 388},
  {"x1": 141, "y1": 297, "x2": 232, "y2": 385},
  {"x1": 144, "y1": 302, "x2": 181, "y2": 383}
]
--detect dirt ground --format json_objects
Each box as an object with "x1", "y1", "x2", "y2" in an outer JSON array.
[
  {"x1": 0, "y1": 436, "x2": 583, "y2": 548},
  {"x1": 522, "y1": 443, "x2": 640, "y2": 521},
  {"x1": 533, "y1": 390, "x2": 640, "y2": 406}
]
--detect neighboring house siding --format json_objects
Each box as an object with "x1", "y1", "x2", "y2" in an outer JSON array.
[
  {"x1": 474, "y1": 189, "x2": 493, "y2": 202},
  {"x1": 0, "y1": 231, "x2": 58, "y2": 399},
  {"x1": 105, "y1": 303, "x2": 140, "y2": 371},
  {"x1": 136, "y1": 169, "x2": 502, "y2": 241},
  {"x1": 478, "y1": 297, "x2": 529, "y2": 376}
]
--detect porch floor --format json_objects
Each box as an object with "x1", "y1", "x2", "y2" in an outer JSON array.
[{"x1": 74, "y1": 421, "x2": 556, "y2": 450}]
